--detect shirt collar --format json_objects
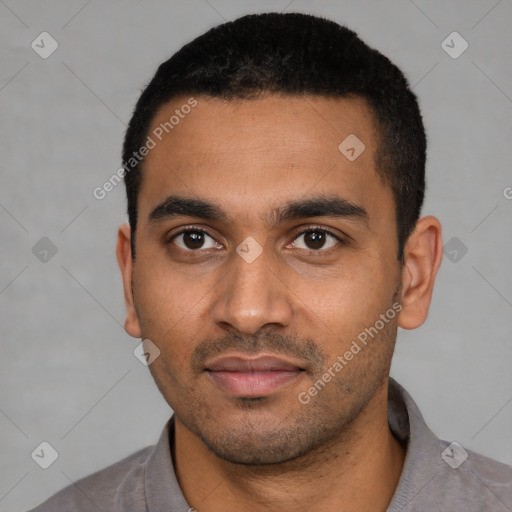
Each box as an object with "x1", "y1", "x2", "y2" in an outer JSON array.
[
  {"x1": 387, "y1": 378, "x2": 449, "y2": 510},
  {"x1": 145, "y1": 415, "x2": 190, "y2": 511}
]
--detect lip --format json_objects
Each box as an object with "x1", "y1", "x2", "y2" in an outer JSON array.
[
  {"x1": 206, "y1": 354, "x2": 305, "y2": 372},
  {"x1": 205, "y1": 353, "x2": 306, "y2": 397}
]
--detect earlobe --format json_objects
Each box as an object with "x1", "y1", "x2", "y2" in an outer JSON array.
[
  {"x1": 116, "y1": 224, "x2": 142, "y2": 338},
  {"x1": 398, "y1": 216, "x2": 443, "y2": 330}
]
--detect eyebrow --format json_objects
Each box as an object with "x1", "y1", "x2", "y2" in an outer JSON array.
[
  {"x1": 148, "y1": 194, "x2": 369, "y2": 228},
  {"x1": 149, "y1": 196, "x2": 225, "y2": 224},
  {"x1": 269, "y1": 195, "x2": 368, "y2": 227}
]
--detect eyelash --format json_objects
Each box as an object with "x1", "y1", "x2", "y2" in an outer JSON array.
[{"x1": 166, "y1": 225, "x2": 346, "y2": 255}]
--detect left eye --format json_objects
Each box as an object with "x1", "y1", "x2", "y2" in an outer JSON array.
[
  {"x1": 172, "y1": 230, "x2": 221, "y2": 251},
  {"x1": 291, "y1": 229, "x2": 340, "y2": 251}
]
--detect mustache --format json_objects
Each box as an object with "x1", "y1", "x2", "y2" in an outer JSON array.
[{"x1": 190, "y1": 329, "x2": 328, "y2": 374}]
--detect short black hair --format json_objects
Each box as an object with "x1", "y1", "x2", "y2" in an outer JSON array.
[{"x1": 122, "y1": 12, "x2": 426, "y2": 261}]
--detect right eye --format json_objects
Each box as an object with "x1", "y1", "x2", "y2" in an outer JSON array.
[{"x1": 168, "y1": 229, "x2": 223, "y2": 252}]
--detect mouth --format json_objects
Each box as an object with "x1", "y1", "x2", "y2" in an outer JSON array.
[{"x1": 205, "y1": 353, "x2": 307, "y2": 397}]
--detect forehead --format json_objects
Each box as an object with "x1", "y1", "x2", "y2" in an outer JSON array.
[{"x1": 138, "y1": 94, "x2": 392, "y2": 229}]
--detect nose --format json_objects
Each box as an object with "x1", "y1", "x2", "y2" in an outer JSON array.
[{"x1": 211, "y1": 242, "x2": 294, "y2": 335}]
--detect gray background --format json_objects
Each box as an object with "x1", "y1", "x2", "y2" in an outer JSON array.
[{"x1": 1, "y1": 0, "x2": 511, "y2": 510}]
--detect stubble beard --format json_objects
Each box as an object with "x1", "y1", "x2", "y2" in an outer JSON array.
[{"x1": 160, "y1": 322, "x2": 397, "y2": 468}]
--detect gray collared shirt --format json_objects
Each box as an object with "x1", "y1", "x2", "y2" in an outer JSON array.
[{"x1": 29, "y1": 379, "x2": 512, "y2": 511}]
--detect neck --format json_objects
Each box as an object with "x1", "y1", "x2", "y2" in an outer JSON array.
[{"x1": 173, "y1": 379, "x2": 405, "y2": 512}]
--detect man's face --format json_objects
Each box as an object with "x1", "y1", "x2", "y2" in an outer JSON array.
[{"x1": 126, "y1": 94, "x2": 402, "y2": 465}]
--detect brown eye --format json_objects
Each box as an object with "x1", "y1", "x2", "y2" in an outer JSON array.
[
  {"x1": 292, "y1": 229, "x2": 340, "y2": 251},
  {"x1": 182, "y1": 231, "x2": 205, "y2": 250},
  {"x1": 304, "y1": 231, "x2": 327, "y2": 249},
  {"x1": 171, "y1": 230, "x2": 220, "y2": 251}
]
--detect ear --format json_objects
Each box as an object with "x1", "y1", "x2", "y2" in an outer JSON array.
[
  {"x1": 398, "y1": 215, "x2": 443, "y2": 330},
  {"x1": 116, "y1": 223, "x2": 142, "y2": 338}
]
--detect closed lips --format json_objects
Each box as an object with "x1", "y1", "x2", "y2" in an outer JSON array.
[{"x1": 205, "y1": 355, "x2": 306, "y2": 373}]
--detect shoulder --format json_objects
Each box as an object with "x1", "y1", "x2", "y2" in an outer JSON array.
[
  {"x1": 444, "y1": 445, "x2": 512, "y2": 508},
  {"x1": 27, "y1": 445, "x2": 153, "y2": 512},
  {"x1": 388, "y1": 380, "x2": 512, "y2": 511}
]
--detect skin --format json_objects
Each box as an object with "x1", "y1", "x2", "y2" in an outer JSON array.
[{"x1": 117, "y1": 94, "x2": 443, "y2": 512}]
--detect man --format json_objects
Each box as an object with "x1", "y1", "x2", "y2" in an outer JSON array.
[{"x1": 30, "y1": 11, "x2": 511, "y2": 512}]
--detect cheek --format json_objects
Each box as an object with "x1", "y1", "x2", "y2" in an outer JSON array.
[
  {"x1": 319, "y1": 250, "x2": 391, "y2": 301},
  {"x1": 132, "y1": 262, "x2": 206, "y2": 359},
  {"x1": 301, "y1": 254, "x2": 397, "y2": 344},
  {"x1": 134, "y1": 248, "x2": 206, "y2": 319}
]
